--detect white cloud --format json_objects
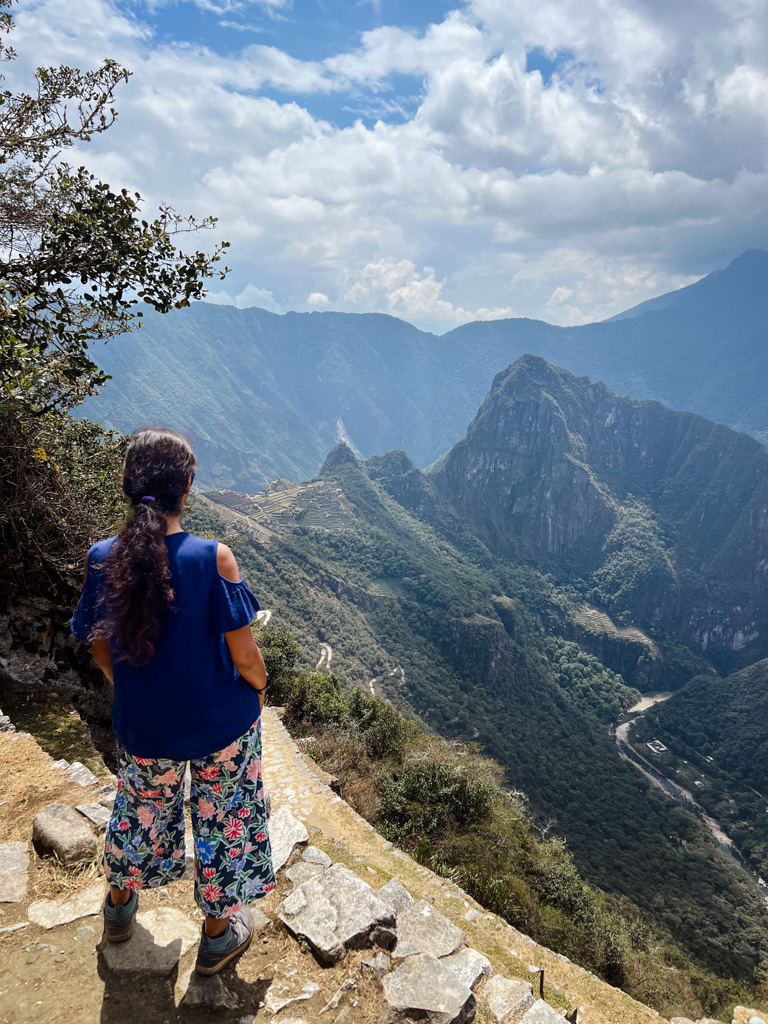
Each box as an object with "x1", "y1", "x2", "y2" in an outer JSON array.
[{"x1": 8, "y1": 0, "x2": 768, "y2": 330}]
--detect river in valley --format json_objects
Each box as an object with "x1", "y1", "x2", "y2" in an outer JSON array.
[{"x1": 614, "y1": 694, "x2": 767, "y2": 897}]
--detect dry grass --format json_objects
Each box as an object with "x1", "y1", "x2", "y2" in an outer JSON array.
[{"x1": 0, "y1": 730, "x2": 110, "y2": 901}]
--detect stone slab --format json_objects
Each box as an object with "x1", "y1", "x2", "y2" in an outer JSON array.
[
  {"x1": 286, "y1": 861, "x2": 324, "y2": 887},
  {"x1": 393, "y1": 900, "x2": 466, "y2": 959},
  {"x1": 28, "y1": 882, "x2": 104, "y2": 929},
  {"x1": 484, "y1": 976, "x2": 534, "y2": 1022},
  {"x1": 263, "y1": 979, "x2": 319, "y2": 1014},
  {"x1": 269, "y1": 805, "x2": 308, "y2": 872},
  {"x1": 377, "y1": 877, "x2": 415, "y2": 918},
  {"x1": 520, "y1": 999, "x2": 565, "y2": 1023},
  {"x1": 301, "y1": 845, "x2": 332, "y2": 868},
  {"x1": 76, "y1": 803, "x2": 111, "y2": 831},
  {"x1": 64, "y1": 762, "x2": 99, "y2": 788},
  {"x1": 278, "y1": 862, "x2": 395, "y2": 965},
  {"x1": 0, "y1": 842, "x2": 29, "y2": 903},
  {"x1": 381, "y1": 952, "x2": 475, "y2": 1024},
  {"x1": 443, "y1": 947, "x2": 493, "y2": 990},
  {"x1": 33, "y1": 804, "x2": 98, "y2": 864},
  {"x1": 101, "y1": 907, "x2": 200, "y2": 974}
]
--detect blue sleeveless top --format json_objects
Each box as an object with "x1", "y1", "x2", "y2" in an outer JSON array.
[{"x1": 71, "y1": 532, "x2": 262, "y2": 761}]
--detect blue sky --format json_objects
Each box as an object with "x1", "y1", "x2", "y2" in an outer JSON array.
[{"x1": 10, "y1": 0, "x2": 768, "y2": 330}]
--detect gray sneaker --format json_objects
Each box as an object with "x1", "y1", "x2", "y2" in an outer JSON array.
[
  {"x1": 195, "y1": 909, "x2": 255, "y2": 975},
  {"x1": 103, "y1": 889, "x2": 139, "y2": 944}
]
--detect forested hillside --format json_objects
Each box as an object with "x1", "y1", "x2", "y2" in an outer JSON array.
[
  {"x1": 79, "y1": 249, "x2": 768, "y2": 491},
  {"x1": 190, "y1": 446, "x2": 768, "y2": 994},
  {"x1": 432, "y1": 354, "x2": 768, "y2": 677},
  {"x1": 633, "y1": 660, "x2": 768, "y2": 879}
]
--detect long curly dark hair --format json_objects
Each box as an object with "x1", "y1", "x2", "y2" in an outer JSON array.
[{"x1": 101, "y1": 427, "x2": 195, "y2": 665}]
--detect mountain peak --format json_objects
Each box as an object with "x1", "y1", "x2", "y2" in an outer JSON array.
[{"x1": 319, "y1": 442, "x2": 360, "y2": 476}]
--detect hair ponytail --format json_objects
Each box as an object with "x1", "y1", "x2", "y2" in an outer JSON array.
[{"x1": 101, "y1": 427, "x2": 196, "y2": 665}]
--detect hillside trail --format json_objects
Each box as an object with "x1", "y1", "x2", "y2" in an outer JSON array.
[
  {"x1": 614, "y1": 708, "x2": 767, "y2": 896},
  {"x1": 0, "y1": 708, "x2": 725, "y2": 1024}
]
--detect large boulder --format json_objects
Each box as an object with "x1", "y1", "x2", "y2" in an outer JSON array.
[
  {"x1": 278, "y1": 862, "x2": 395, "y2": 965},
  {"x1": 377, "y1": 878, "x2": 415, "y2": 917},
  {"x1": 380, "y1": 952, "x2": 476, "y2": 1024},
  {"x1": 33, "y1": 804, "x2": 98, "y2": 863},
  {"x1": 393, "y1": 900, "x2": 466, "y2": 959}
]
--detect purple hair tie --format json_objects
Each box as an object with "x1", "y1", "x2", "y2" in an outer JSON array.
[{"x1": 140, "y1": 496, "x2": 156, "y2": 503}]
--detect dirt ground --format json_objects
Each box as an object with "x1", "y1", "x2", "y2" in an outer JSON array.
[{"x1": 0, "y1": 711, "x2": 671, "y2": 1024}]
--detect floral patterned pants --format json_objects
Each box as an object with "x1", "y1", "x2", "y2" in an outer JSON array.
[{"x1": 103, "y1": 717, "x2": 275, "y2": 917}]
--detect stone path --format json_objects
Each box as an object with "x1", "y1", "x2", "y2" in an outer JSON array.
[{"x1": 1, "y1": 707, "x2": 757, "y2": 1024}]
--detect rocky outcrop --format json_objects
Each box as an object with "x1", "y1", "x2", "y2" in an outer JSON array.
[
  {"x1": 380, "y1": 953, "x2": 476, "y2": 1024},
  {"x1": 278, "y1": 862, "x2": 396, "y2": 965},
  {"x1": 432, "y1": 355, "x2": 768, "y2": 662}
]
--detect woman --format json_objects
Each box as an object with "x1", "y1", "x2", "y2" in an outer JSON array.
[{"x1": 71, "y1": 427, "x2": 274, "y2": 976}]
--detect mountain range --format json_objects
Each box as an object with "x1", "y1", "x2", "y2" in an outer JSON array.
[
  {"x1": 80, "y1": 249, "x2": 768, "y2": 492},
  {"x1": 184, "y1": 354, "x2": 768, "y2": 987}
]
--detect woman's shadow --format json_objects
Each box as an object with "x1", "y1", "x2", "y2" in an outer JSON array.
[{"x1": 96, "y1": 918, "x2": 270, "y2": 1023}]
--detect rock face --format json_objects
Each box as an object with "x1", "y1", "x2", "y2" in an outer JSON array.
[
  {"x1": 432, "y1": 354, "x2": 768, "y2": 657},
  {"x1": 380, "y1": 952, "x2": 476, "y2": 1024},
  {"x1": 0, "y1": 842, "x2": 29, "y2": 903},
  {"x1": 278, "y1": 862, "x2": 395, "y2": 965},
  {"x1": 269, "y1": 805, "x2": 308, "y2": 872},
  {"x1": 392, "y1": 900, "x2": 466, "y2": 959},
  {"x1": 286, "y1": 861, "x2": 324, "y2": 887},
  {"x1": 483, "y1": 975, "x2": 535, "y2": 1022},
  {"x1": 101, "y1": 907, "x2": 199, "y2": 974},
  {"x1": 32, "y1": 804, "x2": 98, "y2": 863},
  {"x1": 177, "y1": 968, "x2": 239, "y2": 1010},
  {"x1": 302, "y1": 845, "x2": 332, "y2": 868}
]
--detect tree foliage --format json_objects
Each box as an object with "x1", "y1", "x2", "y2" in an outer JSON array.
[
  {"x1": 0, "y1": 0, "x2": 229, "y2": 419},
  {"x1": 0, "y1": 0, "x2": 228, "y2": 596}
]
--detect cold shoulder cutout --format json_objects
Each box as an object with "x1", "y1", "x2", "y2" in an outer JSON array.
[{"x1": 211, "y1": 573, "x2": 260, "y2": 633}]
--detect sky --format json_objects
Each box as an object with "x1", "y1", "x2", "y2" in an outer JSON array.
[{"x1": 8, "y1": 0, "x2": 768, "y2": 331}]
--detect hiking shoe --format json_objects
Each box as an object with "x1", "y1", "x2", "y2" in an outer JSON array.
[
  {"x1": 195, "y1": 910, "x2": 255, "y2": 975},
  {"x1": 103, "y1": 889, "x2": 138, "y2": 943}
]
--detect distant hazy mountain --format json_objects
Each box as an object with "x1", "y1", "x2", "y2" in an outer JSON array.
[{"x1": 80, "y1": 249, "x2": 768, "y2": 490}]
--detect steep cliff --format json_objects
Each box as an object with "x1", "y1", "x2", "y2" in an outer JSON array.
[{"x1": 431, "y1": 355, "x2": 768, "y2": 668}]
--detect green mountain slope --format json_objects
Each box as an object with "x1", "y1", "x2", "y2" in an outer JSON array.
[
  {"x1": 431, "y1": 354, "x2": 768, "y2": 677},
  {"x1": 188, "y1": 449, "x2": 768, "y2": 988},
  {"x1": 80, "y1": 250, "x2": 768, "y2": 491},
  {"x1": 633, "y1": 660, "x2": 768, "y2": 879}
]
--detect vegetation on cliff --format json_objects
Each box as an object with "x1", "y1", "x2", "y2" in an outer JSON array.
[
  {"x1": 249, "y1": 618, "x2": 757, "y2": 1020},
  {"x1": 633, "y1": 660, "x2": 768, "y2": 879},
  {"x1": 0, "y1": 0, "x2": 227, "y2": 598},
  {"x1": 186, "y1": 458, "x2": 768, "y2": 1003}
]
